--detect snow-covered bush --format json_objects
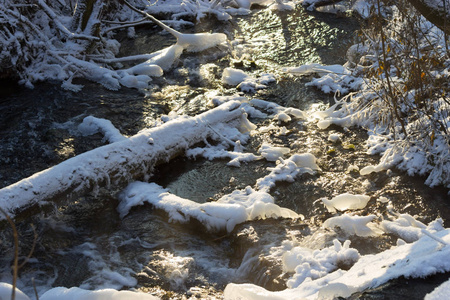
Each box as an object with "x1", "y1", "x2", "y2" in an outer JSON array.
[
  {"x1": 304, "y1": 0, "x2": 450, "y2": 188},
  {"x1": 0, "y1": 0, "x2": 240, "y2": 90}
]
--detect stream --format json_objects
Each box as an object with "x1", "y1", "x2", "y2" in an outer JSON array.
[{"x1": 1, "y1": 5, "x2": 449, "y2": 300}]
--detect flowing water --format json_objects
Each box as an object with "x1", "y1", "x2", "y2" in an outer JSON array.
[{"x1": 1, "y1": 5, "x2": 449, "y2": 300}]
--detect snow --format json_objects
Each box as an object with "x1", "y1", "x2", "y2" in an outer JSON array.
[
  {"x1": 0, "y1": 283, "x2": 31, "y2": 300},
  {"x1": 222, "y1": 68, "x2": 276, "y2": 92},
  {"x1": 282, "y1": 239, "x2": 360, "y2": 288},
  {"x1": 78, "y1": 116, "x2": 127, "y2": 143},
  {"x1": 2, "y1": 1, "x2": 450, "y2": 299},
  {"x1": 224, "y1": 226, "x2": 450, "y2": 299},
  {"x1": 323, "y1": 214, "x2": 382, "y2": 237},
  {"x1": 327, "y1": 133, "x2": 340, "y2": 143},
  {"x1": 0, "y1": 283, "x2": 159, "y2": 300},
  {"x1": 425, "y1": 278, "x2": 450, "y2": 300},
  {"x1": 118, "y1": 183, "x2": 299, "y2": 232},
  {"x1": 0, "y1": 101, "x2": 245, "y2": 219},
  {"x1": 320, "y1": 193, "x2": 371, "y2": 213},
  {"x1": 256, "y1": 153, "x2": 321, "y2": 191},
  {"x1": 258, "y1": 143, "x2": 291, "y2": 161},
  {"x1": 282, "y1": 64, "x2": 346, "y2": 77}
]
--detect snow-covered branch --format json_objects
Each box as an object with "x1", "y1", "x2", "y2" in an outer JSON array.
[{"x1": 0, "y1": 101, "x2": 245, "y2": 219}]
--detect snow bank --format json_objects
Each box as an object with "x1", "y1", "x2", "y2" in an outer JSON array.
[
  {"x1": 224, "y1": 228, "x2": 450, "y2": 299},
  {"x1": 118, "y1": 183, "x2": 299, "y2": 232},
  {"x1": 0, "y1": 101, "x2": 245, "y2": 219}
]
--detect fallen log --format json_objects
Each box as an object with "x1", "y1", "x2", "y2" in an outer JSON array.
[{"x1": 0, "y1": 101, "x2": 245, "y2": 219}]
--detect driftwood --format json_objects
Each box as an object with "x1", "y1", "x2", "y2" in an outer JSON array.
[{"x1": 0, "y1": 101, "x2": 244, "y2": 219}]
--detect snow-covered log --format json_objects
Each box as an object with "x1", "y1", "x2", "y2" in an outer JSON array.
[{"x1": 0, "y1": 101, "x2": 245, "y2": 219}]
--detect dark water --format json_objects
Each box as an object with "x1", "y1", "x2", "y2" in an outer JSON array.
[{"x1": 0, "y1": 5, "x2": 449, "y2": 300}]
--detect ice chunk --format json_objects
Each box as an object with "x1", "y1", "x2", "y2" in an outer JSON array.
[
  {"x1": 250, "y1": 99, "x2": 308, "y2": 120},
  {"x1": 360, "y1": 163, "x2": 388, "y2": 175},
  {"x1": 321, "y1": 193, "x2": 371, "y2": 213},
  {"x1": 276, "y1": 112, "x2": 291, "y2": 122},
  {"x1": 381, "y1": 214, "x2": 444, "y2": 243},
  {"x1": 125, "y1": 63, "x2": 163, "y2": 76},
  {"x1": 222, "y1": 68, "x2": 275, "y2": 92}
]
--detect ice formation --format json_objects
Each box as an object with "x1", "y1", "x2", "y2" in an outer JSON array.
[
  {"x1": 321, "y1": 193, "x2": 371, "y2": 213},
  {"x1": 381, "y1": 214, "x2": 445, "y2": 243}
]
